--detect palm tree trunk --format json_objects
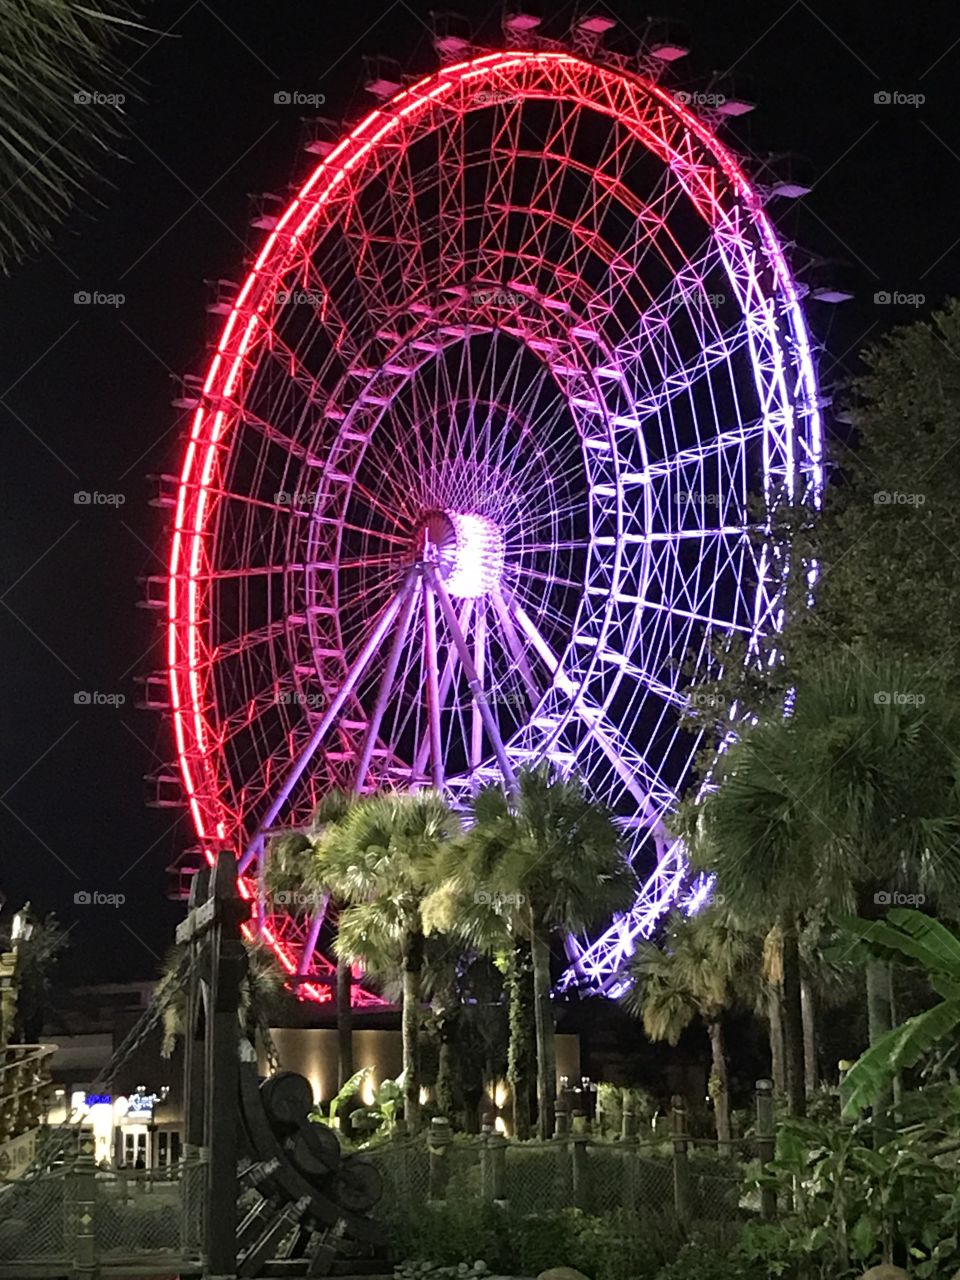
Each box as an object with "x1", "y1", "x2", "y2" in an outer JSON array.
[
  {"x1": 801, "y1": 977, "x2": 817, "y2": 1095},
  {"x1": 530, "y1": 924, "x2": 556, "y2": 1140},
  {"x1": 436, "y1": 1037, "x2": 455, "y2": 1118},
  {"x1": 507, "y1": 940, "x2": 534, "y2": 1139},
  {"x1": 336, "y1": 958, "x2": 354, "y2": 1087},
  {"x1": 402, "y1": 929, "x2": 424, "y2": 1134},
  {"x1": 782, "y1": 914, "x2": 806, "y2": 1117},
  {"x1": 866, "y1": 960, "x2": 894, "y2": 1139},
  {"x1": 767, "y1": 982, "x2": 786, "y2": 1094},
  {"x1": 335, "y1": 952, "x2": 355, "y2": 1138},
  {"x1": 707, "y1": 1016, "x2": 732, "y2": 1153}
]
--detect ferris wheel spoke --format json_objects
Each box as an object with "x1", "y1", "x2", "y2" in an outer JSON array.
[
  {"x1": 411, "y1": 596, "x2": 474, "y2": 782},
  {"x1": 423, "y1": 578, "x2": 445, "y2": 790},
  {"x1": 237, "y1": 570, "x2": 418, "y2": 871},
  {"x1": 236, "y1": 405, "x2": 321, "y2": 467},
  {"x1": 633, "y1": 323, "x2": 754, "y2": 425},
  {"x1": 426, "y1": 567, "x2": 518, "y2": 788},
  {"x1": 470, "y1": 598, "x2": 487, "y2": 771},
  {"x1": 354, "y1": 579, "x2": 419, "y2": 791},
  {"x1": 490, "y1": 589, "x2": 546, "y2": 709},
  {"x1": 644, "y1": 420, "x2": 768, "y2": 482},
  {"x1": 500, "y1": 588, "x2": 675, "y2": 834}
]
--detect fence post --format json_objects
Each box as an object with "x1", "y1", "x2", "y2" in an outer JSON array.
[
  {"x1": 621, "y1": 1092, "x2": 638, "y2": 1142},
  {"x1": 428, "y1": 1116, "x2": 452, "y2": 1201},
  {"x1": 66, "y1": 1124, "x2": 97, "y2": 1278},
  {"x1": 755, "y1": 1079, "x2": 777, "y2": 1220},
  {"x1": 670, "y1": 1095, "x2": 691, "y2": 1226},
  {"x1": 571, "y1": 1136, "x2": 589, "y2": 1210},
  {"x1": 481, "y1": 1132, "x2": 507, "y2": 1204},
  {"x1": 491, "y1": 1136, "x2": 506, "y2": 1203},
  {"x1": 180, "y1": 1146, "x2": 204, "y2": 1257},
  {"x1": 554, "y1": 1095, "x2": 570, "y2": 1138},
  {"x1": 621, "y1": 1136, "x2": 639, "y2": 1213}
]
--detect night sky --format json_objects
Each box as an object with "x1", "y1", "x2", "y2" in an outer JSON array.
[{"x1": 1, "y1": 0, "x2": 957, "y2": 983}]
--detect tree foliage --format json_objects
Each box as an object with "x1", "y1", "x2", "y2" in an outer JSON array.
[{"x1": 0, "y1": 0, "x2": 148, "y2": 271}]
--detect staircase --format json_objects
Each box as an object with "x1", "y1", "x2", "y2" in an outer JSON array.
[{"x1": 0, "y1": 1044, "x2": 55, "y2": 1179}]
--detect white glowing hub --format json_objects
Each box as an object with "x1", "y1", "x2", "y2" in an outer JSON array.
[
  {"x1": 417, "y1": 510, "x2": 504, "y2": 598},
  {"x1": 445, "y1": 512, "x2": 504, "y2": 597}
]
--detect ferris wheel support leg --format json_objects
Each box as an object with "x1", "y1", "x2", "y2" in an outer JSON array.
[
  {"x1": 238, "y1": 575, "x2": 415, "y2": 873},
  {"x1": 354, "y1": 579, "x2": 419, "y2": 790},
  {"x1": 423, "y1": 579, "x2": 445, "y2": 790},
  {"x1": 470, "y1": 602, "x2": 487, "y2": 771},
  {"x1": 502, "y1": 590, "x2": 672, "y2": 841},
  {"x1": 490, "y1": 589, "x2": 542, "y2": 708},
  {"x1": 425, "y1": 568, "x2": 518, "y2": 790},
  {"x1": 297, "y1": 895, "x2": 329, "y2": 977},
  {"x1": 412, "y1": 598, "x2": 473, "y2": 781}
]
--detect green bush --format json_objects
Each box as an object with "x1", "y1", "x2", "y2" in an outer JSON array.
[
  {"x1": 653, "y1": 1223, "x2": 827, "y2": 1280},
  {"x1": 393, "y1": 1202, "x2": 686, "y2": 1280}
]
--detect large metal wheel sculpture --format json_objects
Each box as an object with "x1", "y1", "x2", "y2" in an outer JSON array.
[{"x1": 166, "y1": 47, "x2": 822, "y2": 997}]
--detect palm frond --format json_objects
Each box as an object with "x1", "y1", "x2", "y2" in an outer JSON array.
[{"x1": 0, "y1": 0, "x2": 149, "y2": 270}]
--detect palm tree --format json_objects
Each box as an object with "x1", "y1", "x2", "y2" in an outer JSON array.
[
  {"x1": 684, "y1": 727, "x2": 814, "y2": 1116},
  {"x1": 779, "y1": 656, "x2": 960, "y2": 1128},
  {"x1": 267, "y1": 790, "x2": 357, "y2": 1092},
  {"x1": 623, "y1": 907, "x2": 750, "y2": 1148},
  {"x1": 686, "y1": 653, "x2": 960, "y2": 1118},
  {"x1": 461, "y1": 765, "x2": 635, "y2": 1139},
  {"x1": 422, "y1": 863, "x2": 536, "y2": 1137},
  {"x1": 309, "y1": 789, "x2": 357, "y2": 1092},
  {"x1": 0, "y1": 0, "x2": 145, "y2": 271},
  {"x1": 312, "y1": 789, "x2": 461, "y2": 1134}
]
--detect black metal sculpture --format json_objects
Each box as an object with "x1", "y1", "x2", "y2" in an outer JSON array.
[{"x1": 180, "y1": 852, "x2": 387, "y2": 1277}]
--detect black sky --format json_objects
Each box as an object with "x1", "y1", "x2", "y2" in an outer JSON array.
[{"x1": 1, "y1": 0, "x2": 958, "y2": 982}]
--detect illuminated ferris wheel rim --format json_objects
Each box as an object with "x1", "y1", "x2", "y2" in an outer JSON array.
[{"x1": 166, "y1": 46, "x2": 823, "y2": 995}]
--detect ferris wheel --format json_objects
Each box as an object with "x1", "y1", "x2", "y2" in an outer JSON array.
[{"x1": 163, "y1": 38, "x2": 823, "y2": 998}]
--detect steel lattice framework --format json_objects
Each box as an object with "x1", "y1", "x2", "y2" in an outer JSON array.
[{"x1": 165, "y1": 49, "x2": 823, "y2": 998}]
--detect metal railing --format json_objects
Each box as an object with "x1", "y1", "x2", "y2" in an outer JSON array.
[
  {"x1": 365, "y1": 1083, "x2": 779, "y2": 1229},
  {"x1": 0, "y1": 1045, "x2": 55, "y2": 1153},
  {"x1": 0, "y1": 1128, "x2": 205, "y2": 1278},
  {"x1": 367, "y1": 1118, "x2": 748, "y2": 1227}
]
